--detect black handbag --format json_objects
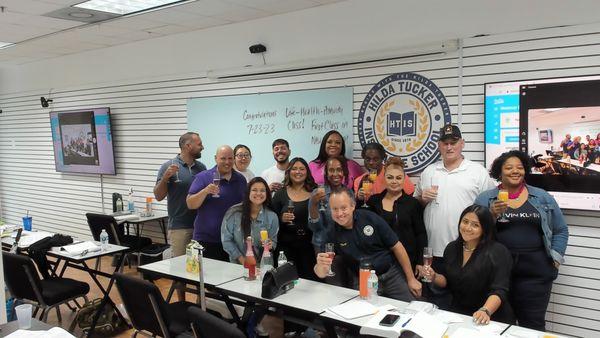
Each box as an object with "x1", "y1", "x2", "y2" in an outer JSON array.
[{"x1": 261, "y1": 262, "x2": 299, "y2": 299}]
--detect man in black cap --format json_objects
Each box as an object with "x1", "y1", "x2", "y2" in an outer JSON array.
[{"x1": 414, "y1": 124, "x2": 495, "y2": 307}]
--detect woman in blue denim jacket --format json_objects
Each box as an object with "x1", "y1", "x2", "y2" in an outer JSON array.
[
  {"x1": 474, "y1": 150, "x2": 568, "y2": 331},
  {"x1": 221, "y1": 177, "x2": 279, "y2": 264}
]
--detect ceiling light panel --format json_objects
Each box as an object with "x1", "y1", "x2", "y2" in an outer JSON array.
[{"x1": 74, "y1": 0, "x2": 186, "y2": 15}]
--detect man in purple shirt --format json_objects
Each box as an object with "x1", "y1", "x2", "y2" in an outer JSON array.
[{"x1": 187, "y1": 145, "x2": 246, "y2": 261}]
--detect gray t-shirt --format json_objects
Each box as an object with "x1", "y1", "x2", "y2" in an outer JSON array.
[{"x1": 156, "y1": 155, "x2": 206, "y2": 229}]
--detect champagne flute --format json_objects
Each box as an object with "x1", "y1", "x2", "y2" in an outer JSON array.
[
  {"x1": 286, "y1": 200, "x2": 295, "y2": 226},
  {"x1": 362, "y1": 180, "x2": 373, "y2": 207},
  {"x1": 368, "y1": 169, "x2": 378, "y2": 182},
  {"x1": 497, "y1": 190, "x2": 509, "y2": 223},
  {"x1": 171, "y1": 159, "x2": 181, "y2": 183},
  {"x1": 325, "y1": 242, "x2": 336, "y2": 277},
  {"x1": 422, "y1": 247, "x2": 433, "y2": 282},
  {"x1": 430, "y1": 175, "x2": 440, "y2": 205},
  {"x1": 212, "y1": 171, "x2": 221, "y2": 198},
  {"x1": 318, "y1": 185, "x2": 327, "y2": 212}
]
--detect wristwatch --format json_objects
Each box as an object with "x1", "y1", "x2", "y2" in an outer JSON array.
[{"x1": 478, "y1": 307, "x2": 491, "y2": 316}]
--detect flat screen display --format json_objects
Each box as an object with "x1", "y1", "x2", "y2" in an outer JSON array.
[
  {"x1": 50, "y1": 107, "x2": 116, "y2": 175},
  {"x1": 485, "y1": 76, "x2": 600, "y2": 211}
]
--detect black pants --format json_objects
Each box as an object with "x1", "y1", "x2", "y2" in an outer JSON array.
[
  {"x1": 276, "y1": 241, "x2": 317, "y2": 281},
  {"x1": 510, "y1": 250, "x2": 557, "y2": 331},
  {"x1": 199, "y1": 241, "x2": 229, "y2": 262}
]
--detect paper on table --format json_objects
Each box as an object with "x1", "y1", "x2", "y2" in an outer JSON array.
[
  {"x1": 476, "y1": 323, "x2": 505, "y2": 335},
  {"x1": 433, "y1": 311, "x2": 464, "y2": 324},
  {"x1": 114, "y1": 214, "x2": 139, "y2": 221},
  {"x1": 503, "y1": 329, "x2": 541, "y2": 338},
  {"x1": 326, "y1": 299, "x2": 379, "y2": 319},
  {"x1": 451, "y1": 327, "x2": 502, "y2": 338},
  {"x1": 6, "y1": 327, "x2": 76, "y2": 338},
  {"x1": 360, "y1": 311, "x2": 448, "y2": 338},
  {"x1": 404, "y1": 300, "x2": 437, "y2": 314},
  {"x1": 60, "y1": 241, "x2": 101, "y2": 256}
]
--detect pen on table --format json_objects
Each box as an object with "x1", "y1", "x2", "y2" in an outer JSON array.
[{"x1": 401, "y1": 318, "x2": 412, "y2": 328}]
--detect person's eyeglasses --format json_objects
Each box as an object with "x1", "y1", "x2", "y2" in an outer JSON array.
[{"x1": 235, "y1": 154, "x2": 251, "y2": 159}]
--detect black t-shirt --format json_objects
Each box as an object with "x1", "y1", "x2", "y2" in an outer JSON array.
[
  {"x1": 443, "y1": 241, "x2": 514, "y2": 323},
  {"x1": 367, "y1": 191, "x2": 427, "y2": 266},
  {"x1": 334, "y1": 209, "x2": 399, "y2": 275},
  {"x1": 271, "y1": 188, "x2": 313, "y2": 244},
  {"x1": 496, "y1": 201, "x2": 544, "y2": 252}
]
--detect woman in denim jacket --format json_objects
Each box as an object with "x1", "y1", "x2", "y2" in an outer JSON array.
[
  {"x1": 221, "y1": 177, "x2": 279, "y2": 264},
  {"x1": 474, "y1": 150, "x2": 568, "y2": 331}
]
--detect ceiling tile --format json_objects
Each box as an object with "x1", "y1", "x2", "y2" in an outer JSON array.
[
  {"x1": 137, "y1": 8, "x2": 210, "y2": 25},
  {"x1": 144, "y1": 24, "x2": 194, "y2": 35},
  {"x1": 176, "y1": 15, "x2": 231, "y2": 29},
  {"x1": 225, "y1": 0, "x2": 317, "y2": 14},
  {"x1": 102, "y1": 16, "x2": 170, "y2": 30}
]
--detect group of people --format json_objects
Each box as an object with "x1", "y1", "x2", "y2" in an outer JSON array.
[
  {"x1": 154, "y1": 124, "x2": 569, "y2": 332},
  {"x1": 560, "y1": 133, "x2": 600, "y2": 163}
]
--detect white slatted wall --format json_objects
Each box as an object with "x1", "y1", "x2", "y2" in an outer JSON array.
[
  {"x1": 1, "y1": 22, "x2": 599, "y2": 338},
  {"x1": 462, "y1": 24, "x2": 600, "y2": 338}
]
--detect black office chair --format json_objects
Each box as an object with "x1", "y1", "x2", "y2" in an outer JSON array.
[
  {"x1": 85, "y1": 213, "x2": 153, "y2": 267},
  {"x1": 2, "y1": 251, "x2": 90, "y2": 324},
  {"x1": 188, "y1": 306, "x2": 245, "y2": 338},
  {"x1": 114, "y1": 273, "x2": 199, "y2": 338}
]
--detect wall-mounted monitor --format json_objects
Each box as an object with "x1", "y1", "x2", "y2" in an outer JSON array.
[
  {"x1": 485, "y1": 76, "x2": 600, "y2": 211},
  {"x1": 50, "y1": 107, "x2": 116, "y2": 175}
]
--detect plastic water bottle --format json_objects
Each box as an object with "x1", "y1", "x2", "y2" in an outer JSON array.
[
  {"x1": 278, "y1": 251, "x2": 287, "y2": 267},
  {"x1": 259, "y1": 241, "x2": 274, "y2": 280},
  {"x1": 367, "y1": 270, "x2": 379, "y2": 302},
  {"x1": 99, "y1": 229, "x2": 109, "y2": 251},
  {"x1": 127, "y1": 187, "x2": 135, "y2": 213}
]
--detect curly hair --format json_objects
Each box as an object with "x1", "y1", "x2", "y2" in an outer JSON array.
[{"x1": 489, "y1": 150, "x2": 531, "y2": 181}]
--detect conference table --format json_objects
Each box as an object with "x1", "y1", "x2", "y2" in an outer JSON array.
[
  {"x1": 138, "y1": 256, "x2": 569, "y2": 337},
  {"x1": 113, "y1": 211, "x2": 169, "y2": 243}
]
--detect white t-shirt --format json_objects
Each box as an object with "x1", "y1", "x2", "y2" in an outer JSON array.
[
  {"x1": 415, "y1": 158, "x2": 496, "y2": 257},
  {"x1": 236, "y1": 169, "x2": 255, "y2": 183},
  {"x1": 260, "y1": 165, "x2": 286, "y2": 186}
]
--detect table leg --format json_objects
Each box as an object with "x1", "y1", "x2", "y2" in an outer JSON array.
[
  {"x1": 86, "y1": 253, "x2": 129, "y2": 337},
  {"x1": 159, "y1": 219, "x2": 168, "y2": 244}
]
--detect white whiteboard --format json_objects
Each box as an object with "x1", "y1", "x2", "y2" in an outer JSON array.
[{"x1": 187, "y1": 87, "x2": 354, "y2": 174}]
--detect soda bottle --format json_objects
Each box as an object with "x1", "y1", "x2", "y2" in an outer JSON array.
[{"x1": 243, "y1": 236, "x2": 257, "y2": 280}]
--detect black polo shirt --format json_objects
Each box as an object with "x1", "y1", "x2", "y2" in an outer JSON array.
[{"x1": 334, "y1": 209, "x2": 399, "y2": 274}]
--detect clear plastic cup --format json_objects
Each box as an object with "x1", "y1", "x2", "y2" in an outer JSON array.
[{"x1": 15, "y1": 303, "x2": 32, "y2": 329}]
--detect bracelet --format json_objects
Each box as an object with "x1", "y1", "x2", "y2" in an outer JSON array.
[{"x1": 478, "y1": 307, "x2": 491, "y2": 316}]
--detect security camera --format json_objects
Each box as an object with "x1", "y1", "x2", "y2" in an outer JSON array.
[{"x1": 40, "y1": 96, "x2": 53, "y2": 108}]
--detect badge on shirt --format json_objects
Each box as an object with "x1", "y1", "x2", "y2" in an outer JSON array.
[{"x1": 363, "y1": 225, "x2": 374, "y2": 236}]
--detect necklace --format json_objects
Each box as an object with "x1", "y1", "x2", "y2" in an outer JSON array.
[
  {"x1": 498, "y1": 182, "x2": 526, "y2": 199},
  {"x1": 463, "y1": 244, "x2": 475, "y2": 252}
]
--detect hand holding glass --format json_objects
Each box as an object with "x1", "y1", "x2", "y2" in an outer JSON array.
[
  {"x1": 325, "y1": 243, "x2": 336, "y2": 277},
  {"x1": 318, "y1": 185, "x2": 327, "y2": 212},
  {"x1": 497, "y1": 190, "x2": 509, "y2": 223},
  {"x1": 430, "y1": 176, "x2": 440, "y2": 205},
  {"x1": 286, "y1": 200, "x2": 295, "y2": 225},
  {"x1": 171, "y1": 160, "x2": 181, "y2": 183},
  {"x1": 368, "y1": 169, "x2": 378, "y2": 182},
  {"x1": 362, "y1": 181, "x2": 373, "y2": 207},
  {"x1": 422, "y1": 247, "x2": 433, "y2": 282},
  {"x1": 212, "y1": 171, "x2": 221, "y2": 197}
]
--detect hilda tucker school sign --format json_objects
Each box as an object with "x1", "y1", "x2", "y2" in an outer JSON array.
[{"x1": 358, "y1": 72, "x2": 451, "y2": 174}]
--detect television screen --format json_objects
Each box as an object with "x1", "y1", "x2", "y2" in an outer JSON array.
[
  {"x1": 485, "y1": 77, "x2": 600, "y2": 211},
  {"x1": 50, "y1": 107, "x2": 116, "y2": 175}
]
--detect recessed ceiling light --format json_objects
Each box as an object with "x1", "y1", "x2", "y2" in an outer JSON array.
[
  {"x1": 69, "y1": 11, "x2": 94, "y2": 18},
  {"x1": 0, "y1": 41, "x2": 14, "y2": 49},
  {"x1": 73, "y1": 0, "x2": 189, "y2": 15}
]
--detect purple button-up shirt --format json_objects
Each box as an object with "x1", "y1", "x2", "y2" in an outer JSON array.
[{"x1": 188, "y1": 166, "x2": 246, "y2": 243}]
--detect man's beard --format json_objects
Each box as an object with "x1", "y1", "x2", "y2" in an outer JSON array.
[
  {"x1": 192, "y1": 151, "x2": 201, "y2": 159},
  {"x1": 275, "y1": 155, "x2": 289, "y2": 164}
]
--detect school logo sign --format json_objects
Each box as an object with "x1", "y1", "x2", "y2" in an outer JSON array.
[{"x1": 358, "y1": 72, "x2": 451, "y2": 174}]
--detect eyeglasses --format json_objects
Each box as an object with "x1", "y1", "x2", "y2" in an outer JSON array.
[{"x1": 235, "y1": 154, "x2": 251, "y2": 159}]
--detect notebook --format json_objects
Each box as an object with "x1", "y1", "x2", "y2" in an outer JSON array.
[
  {"x1": 326, "y1": 299, "x2": 380, "y2": 319},
  {"x1": 360, "y1": 311, "x2": 448, "y2": 338}
]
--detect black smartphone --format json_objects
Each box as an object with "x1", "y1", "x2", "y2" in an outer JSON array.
[{"x1": 379, "y1": 314, "x2": 401, "y2": 326}]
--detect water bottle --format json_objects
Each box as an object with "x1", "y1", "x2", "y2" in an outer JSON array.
[
  {"x1": 100, "y1": 229, "x2": 109, "y2": 251},
  {"x1": 367, "y1": 270, "x2": 379, "y2": 302},
  {"x1": 127, "y1": 187, "x2": 135, "y2": 213},
  {"x1": 259, "y1": 241, "x2": 274, "y2": 280},
  {"x1": 278, "y1": 251, "x2": 288, "y2": 267}
]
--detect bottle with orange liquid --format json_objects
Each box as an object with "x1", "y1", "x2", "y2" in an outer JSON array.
[
  {"x1": 243, "y1": 236, "x2": 257, "y2": 281},
  {"x1": 359, "y1": 260, "x2": 371, "y2": 299}
]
